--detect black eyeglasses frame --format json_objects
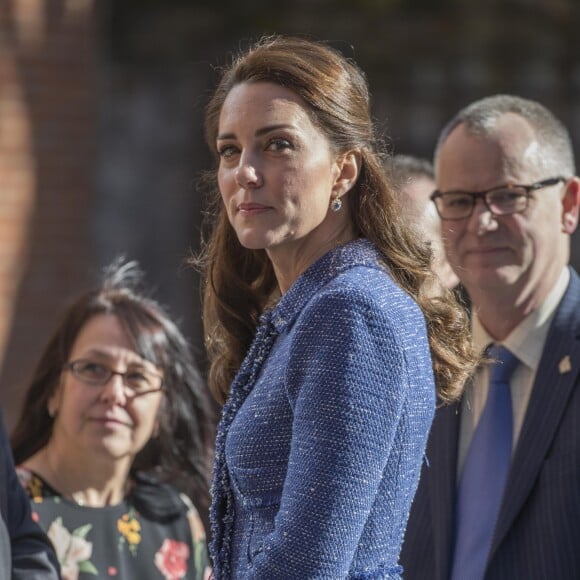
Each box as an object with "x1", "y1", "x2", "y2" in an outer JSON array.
[
  {"x1": 430, "y1": 176, "x2": 567, "y2": 221},
  {"x1": 64, "y1": 359, "x2": 164, "y2": 399}
]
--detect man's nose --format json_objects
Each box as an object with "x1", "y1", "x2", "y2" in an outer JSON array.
[{"x1": 466, "y1": 199, "x2": 499, "y2": 236}]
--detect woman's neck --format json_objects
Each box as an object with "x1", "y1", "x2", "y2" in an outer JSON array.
[
  {"x1": 268, "y1": 223, "x2": 356, "y2": 294},
  {"x1": 25, "y1": 442, "x2": 132, "y2": 507}
]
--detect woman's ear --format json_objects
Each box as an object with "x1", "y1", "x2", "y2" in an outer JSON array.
[
  {"x1": 48, "y1": 373, "x2": 67, "y2": 419},
  {"x1": 47, "y1": 388, "x2": 61, "y2": 419},
  {"x1": 333, "y1": 150, "x2": 362, "y2": 198},
  {"x1": 151, "y1": 394, "x2": 168, "y2": 439}
]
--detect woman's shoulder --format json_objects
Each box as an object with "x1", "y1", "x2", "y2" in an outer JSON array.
[
  {"x1": 129, "y1": 472, "x2": 197, "y2": 524},
  {"x1": 129, "y1": 479, "x2": 207, "y2": 545},
  {"x1": 178, "y1": 492, "x2": 207, "y2": 546},
  {"x1": 16, "y1": 466, "x2": 57, "y2": 501},
  {"x1": 310, "y1": 263, "x2": 424, "y2": 327}
]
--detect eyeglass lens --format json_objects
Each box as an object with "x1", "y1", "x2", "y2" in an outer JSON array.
[{"x1": 436, "y1": 186, "x2": 528, "y2": 219}]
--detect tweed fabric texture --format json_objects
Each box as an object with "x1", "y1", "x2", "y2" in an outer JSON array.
[{"x1": 210, "y1": 238, "x2": 436, "y2": 579}]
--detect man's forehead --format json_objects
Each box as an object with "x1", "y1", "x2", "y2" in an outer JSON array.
[
  {"x1": 493, "y1": 113, "x2": 538, "y2": 158},
  {"x1": 436, "y1": 116, "x2": 542, "y2": 189}
]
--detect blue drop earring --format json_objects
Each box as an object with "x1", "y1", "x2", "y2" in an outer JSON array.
[{"x1": 330, "y1": 192, "x2": 343, "y2": 212}]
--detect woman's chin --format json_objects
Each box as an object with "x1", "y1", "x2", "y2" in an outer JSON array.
[{"x1": 237, "y1": 234, "x2": 275, "y2": 251}]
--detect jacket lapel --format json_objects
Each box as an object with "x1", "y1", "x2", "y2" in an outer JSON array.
[
  {"x1": 490, "y1": 268, "x2": 580, "y2": 557},
  {"x1": 428, "y1": 401, "x2": 461, "y2": 579}
]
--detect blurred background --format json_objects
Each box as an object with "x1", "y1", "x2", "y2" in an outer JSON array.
[{"x1": 1, "y1": 0, "x2": 579, "y2": 426}]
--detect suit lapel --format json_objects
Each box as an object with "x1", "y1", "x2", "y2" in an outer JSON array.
[
  {"x1": 490, "y1": 269, "x2": 580, "y2": 557},
  {"x1": 428, "y1": 401, "x2": 461, "y2": 579}
]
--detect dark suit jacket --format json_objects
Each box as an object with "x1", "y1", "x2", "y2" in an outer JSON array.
[
  {"x1": 0, "y1": 410, "x2": 60, "y2": 579},
  {"x1": 401, "y1": 267, "x2": 580, "y2": 580}
]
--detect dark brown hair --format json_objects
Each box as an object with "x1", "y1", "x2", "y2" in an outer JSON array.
[
  {"x1": 11, "y1": 259, "x2": 214, "y2": 516},
  {"x1": 197, "y1": 35, "x2": 477, "y2": 404}
]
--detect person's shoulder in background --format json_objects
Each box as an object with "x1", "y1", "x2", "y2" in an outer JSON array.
[{"x1": 0, "y1": 410, "x2": 60, "y2": 579}]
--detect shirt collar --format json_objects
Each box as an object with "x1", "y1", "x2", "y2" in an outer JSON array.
[{"x1": 472, "y1": 267, "x2": 570, "y2": 372}]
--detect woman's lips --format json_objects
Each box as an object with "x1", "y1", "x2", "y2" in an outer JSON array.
[
  {"x1": 89, "y1": 416, "x2": 131, "y2": 428},
  {"x1": 237, "y1": 203, "x2": 272, "y2": 214}
]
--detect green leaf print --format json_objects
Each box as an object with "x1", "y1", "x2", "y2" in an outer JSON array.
[
  {"x1": 78, "y1": 560, "x2": 99, "y2": 575},
  {"x1": 73, "y1": 523, "x2": 93, "y2": 539}
]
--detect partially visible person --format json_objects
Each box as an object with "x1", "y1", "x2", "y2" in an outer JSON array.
[
  {"x1": 385, "y1": 154, "x2": 459, "y2": 289},
  {"x1": 400, "y1": 95, "x2": 580, "y2": 580},
  {"x1": 0, "y1": 409, "x2": 60, "y2": 579},
  {"x1": 197, "y1": 35, "x2": 477, "y2": 579},
  {"x1": 11, "y1": 260, "x2": 213, "y2": 580}
]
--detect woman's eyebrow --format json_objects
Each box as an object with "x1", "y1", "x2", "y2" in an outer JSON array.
[
  {"x1": 217, "y1": 123, "x2": 294, "y2": 141},
  {"x1": 82, "y1": 348, "x2": 112, "y2": 360},
  {"x1": 80, "y1": 349, "x2": 152, "y2": 369}
]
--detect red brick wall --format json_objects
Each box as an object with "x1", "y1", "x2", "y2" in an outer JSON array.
[{"x1": 0, "y1": 0, "x2": 97, "y2": 429}]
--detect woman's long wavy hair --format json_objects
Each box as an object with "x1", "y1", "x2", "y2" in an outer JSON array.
[
  {"x1": 196, "y1": 35, "x2": 478, "y2": 405},
  {"x1": 11, "y1": 259, "x2": 214, "y2": 518}
]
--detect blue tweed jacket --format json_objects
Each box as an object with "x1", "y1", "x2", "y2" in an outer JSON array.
[{"x1": 210, "y1": 239, "x2": 436, "y2": 579}]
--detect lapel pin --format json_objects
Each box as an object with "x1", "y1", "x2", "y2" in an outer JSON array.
[{"x1": 558, "y1": 355, "x2": 572, "y2": 374}]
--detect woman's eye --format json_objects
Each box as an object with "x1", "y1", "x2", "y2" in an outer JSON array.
[
  {"x1": 84, "y1": 362, "x2": 104, "y2": 372},
  {"x1": 217, "y1": 145, "x2": 238, "y2": 159},
  {"x1": 79, "y1": 362, "x2": 108, "y2": 377},
  {"x1": 267, "y1": 138, "x2": 292, "y2": 152}
]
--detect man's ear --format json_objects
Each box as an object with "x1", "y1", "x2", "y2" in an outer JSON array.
[
  {"x1": 333, "y1": 150, "x2": 362, "y2": 198},
  {"x1": 562, "y1": 177, "x2": 580, "y2": 234}
]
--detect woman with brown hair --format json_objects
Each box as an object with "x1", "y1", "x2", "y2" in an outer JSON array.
[
  {"x1": 198, "y1": 36, "x2": 477, "y2": 579},
  {"x1": 11, "y1": 260, "x2": 213, "y2": 580}
]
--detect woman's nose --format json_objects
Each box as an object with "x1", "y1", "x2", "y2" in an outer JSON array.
[
  {"x1": 235, "y1": 158, "x2": 262, "y2": 189},
  {"x1": 99, "y1": 374, "x2": 127, "y2": 405}
]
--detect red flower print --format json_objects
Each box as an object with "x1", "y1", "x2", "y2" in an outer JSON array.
[
  {"x1": 154, "y1": 539, "x2": 190, "y2": 580},
  {"x1": 108, "y1": 566, "x2": 117, "y2": 576}
]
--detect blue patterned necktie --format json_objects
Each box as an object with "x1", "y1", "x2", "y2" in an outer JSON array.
[{"x1": 451, "y1": 344, "x2": 519, "y2": 580}]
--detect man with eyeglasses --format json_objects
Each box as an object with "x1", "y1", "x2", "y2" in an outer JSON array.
[{"x1": 400, "y1": 95, "x2": 580, "y2": 580}]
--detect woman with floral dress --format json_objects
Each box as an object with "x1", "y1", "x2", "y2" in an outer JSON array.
[{"x1": 11, "y1": 260, "x2": 213, "y2": 580}]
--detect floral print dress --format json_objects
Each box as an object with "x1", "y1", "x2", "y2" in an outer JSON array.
[{"x1": 17, "y1": 468, "x2": 211, "y2": 580}]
